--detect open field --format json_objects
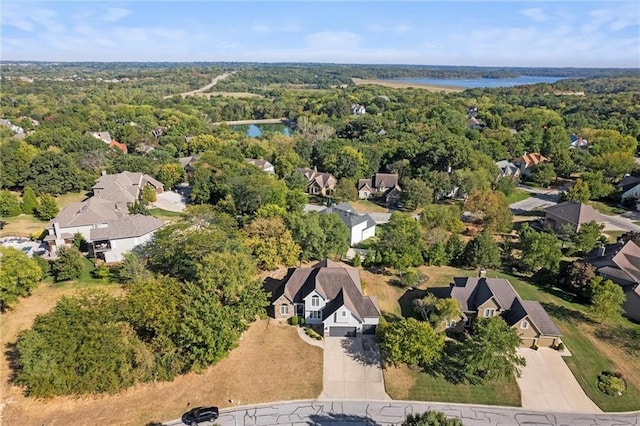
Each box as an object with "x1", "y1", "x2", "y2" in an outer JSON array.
[
  {"x1": 0, "y1": 214, "x2": 46, "y2": 237},
  {"x1": 363, "y1": 264, "x2": 640, "y2": 411},
  {"x1": 352, "y1": 78, "x2": 464, "y2": 93},
  {"x1": 1, "y1": 312, "x2": 323, "y2": 425}
]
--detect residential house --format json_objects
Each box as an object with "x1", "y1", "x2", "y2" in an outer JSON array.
[
  {"x1": 358, "y1": 173, "x2": 402, "y2": 205},
  {"x1": 90, "y1": 214, "x2": 163, "y2": 263},
  {"x1": 445, "y1": 276, "x2": 562, "y2": 347},
  {"x1": 467, "y1": 116, "x2": 484, "y2": 130},
  {"x1": 295, "y1": 167, "x2": 337, "y2": 197},
  {"x1": 271, "y1": 259, "x2": 381, "y2": 336},
  {"x1": 0, "y1": 118, "x2": 25, "y2": 136},
  {"x1": 617, "y1": 175, "x2": 640, "y2": 207},
  {"x1": 109, "y1": 140, "x2": 128, "y2": 154},
  {"x1": 246, "y1": 158, "x2": 275, "y2": 175},
  {"x1": 543, "y1": 201, "x2": 602, "y2": 233},
  {"x1": 179, "y1": 156, "x2": 199, "y2": 173},
  {"x1": 512, "y1": 153, "x2": 550, "y2": 177},
  {"x1": 350, "y1": 104, "x2": 366, "y2": 115},
  {"x1": 495, "y1": 160, "x2": 521, "y2": 180},
  {"x1": 90, "y1": 131, "x2": 112, "y2": 144},
  {"x1": 321, "y1": 202, "x2": 376, "y2": 246},
  {"x1": 92, "y1": 171, "x2": 164, "y2": 210},
  {"x1": 585, "y1": 240, "x2": 640, "y2": 322}
]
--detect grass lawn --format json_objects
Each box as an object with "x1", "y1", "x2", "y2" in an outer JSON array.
[
  {"x1": 506, "y1": 189, "x2": 532, "y2": 204},
  {"x1": 54, "y1": 191, "x2": 89, "y2": 208},
  {"x1": 148, "y1": 207, "x2": 183, "y2": 221},
  {"x1": 366, "y1": 264, "x2": 640, "y2": 411},
  {"x1": 351, "y1": 199, "x2": 389, "y2": 213},
  {"x1": 603, "y1": 230, "x2": 625, "y2": 243},
  {"x1": 384, "y1": 364, "x2": 521, "y2": 406},
  {"x1": 588, "y1": 201, "x2": 628, "y2": 216},
  {"x1": 0, "y1": 214, "x2": 47, "y2": 238}
]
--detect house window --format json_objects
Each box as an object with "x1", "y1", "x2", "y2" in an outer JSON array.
[
  {"x1": 311, "y1": 295, "x2": 320, "y2": 307},
  {"x1": 445, "y1": 320, "x2": 456, "y2": 328},
  {"x1": 280, "y1": 304, "x2": 289, "y2": 316},
  {"x1": 521, "y1": 320, "x2": 529, "y2": 329},
  {"x1": 483, "y1": 308, "x2": 495, "y2": 318},
  {"x1": 341, "y1": 310, "x2": 347, "y2": 318},
  {"x1": 309, "y1": 310, "x2": 321, "y2": 319}
]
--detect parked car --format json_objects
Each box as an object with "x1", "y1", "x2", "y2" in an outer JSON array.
[{"x1": 181, "y1": 406, "x2": 219, "y2": 425}]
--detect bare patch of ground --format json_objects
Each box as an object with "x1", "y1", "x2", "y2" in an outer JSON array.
[
  {"x1": 382, "y1": 365, "x2": 415, "y2": 400},
  {"x1": 352, "y1": 78, "x2": 464, "y2": 93}
]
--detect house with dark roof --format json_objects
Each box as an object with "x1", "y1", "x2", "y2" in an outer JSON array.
[
  {"x1": 585, "y1": 240, "x2": 640, "y2": 322},
  {"x1": 295, "y1": 167, "x2": 337, "y2": 197},
  {"x1": 446, "y1": 276, "x2": 562, "y2": 347},
  {"x1": 321, "y1": 202, "x2": 376, "y2": 246},
  {"x1": 544, "y1": 201, "x2": 603, "y2": 233},
  {"x1": 495, "y1": 160, "x2": 521, "y2": 180},
  {"x1": 271, "y1": 259, "x2": 381, "y2": 337},
  {"x1": 246, "y1": 158, "x2": 275, "y2": 175},
  {"x1": 617, "y1": 175, "x2": 640, "y2": 208},
  {"x1": 358, "y1": 173, "x2": 402, "y2": 205},
  {"x1": 512, "y1": 153, "x2": 550, "y2": 177}
]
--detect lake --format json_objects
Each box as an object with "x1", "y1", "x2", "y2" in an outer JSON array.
[
  {"x1": 232, "y1": 123, "x2": 292, "y2": 138},
  {"x1": 385, "y1": 75, "x2": 566, "y2": 89}
]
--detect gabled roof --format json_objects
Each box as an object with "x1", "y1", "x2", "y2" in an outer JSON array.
[
  {"x1": 90, "y1": 131, "x2": 112, "y2": 143},
  {"x1": 450, "y1": 277, "x2": 518, "y2": 312},
  {"x1": 90, "y1": 214, "x2": 163, "y2": 241},
  {"x1": 503, "y1": 299, "x2": 562, "y2": 336},
  {"x1": 358, "y1": 178, "x2": 373, "y2": 192},
  {"x1": 512, "y1": 153, "x2": 550, "y2": 167},
  {"x1": 496, "y1": 160, "x2": 519, "y2": 176},
  {"x1": 109, "y1": 140, "x2": 128, "y2": 154},
  {"x1": 544, "y1": 201, "x2": 601, "y2": 226},
  {"x1": 587, "y1": 240, "x2": 640, "y2": 291},
  {"x1": 272, "y1": 260, "x2": 380, "y2": 319},
  {"x1": 295, "y1": 168, "x2": 337, "y2": 189},
  {"x1": 373, "y1": 173, "x2": 399, "y2": 189},
  {"x1": 246, "y1": 158, "x2": 274, "y2": 172},
  {"x1": 48, "y1": 198, "x2": 125, "y2": 229},
  {"x1": 617, "y1": 175, "x2": 640, "y2": 193},
  {"x1": 323, "y1": 203, "x2": 376, "y2": 230},
  {"x1": 92, "y1": 172, "x2": 163, "y2": 204}
]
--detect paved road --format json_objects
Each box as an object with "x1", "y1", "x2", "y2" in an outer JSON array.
[
  {"x1": 165, "y1": 400, "x2": 640, "y2": 426},
  {"x1": 163, "y1": 72, "x2": 235, "y2": 99}
]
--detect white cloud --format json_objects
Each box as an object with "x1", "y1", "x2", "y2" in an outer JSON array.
[
  {"x1": 251, "y1": 23, "x2": 299, "y2": 34},
  {"x1": 366, "y1": 22, "x2": 412, "y2": 33},
  {"x1": 521, "y1": 8, "x2": 548, "y2": 23},
  {"x1": 305, "y1": 31, "x2": 362, "y2": 49},
  {"x1": 103, "y1": 8, "x2": 132, "y2": 23}
]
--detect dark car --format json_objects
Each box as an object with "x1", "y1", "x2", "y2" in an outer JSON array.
[{"x1": 181, "y1": 406, "x2": 219, "y2": 425}]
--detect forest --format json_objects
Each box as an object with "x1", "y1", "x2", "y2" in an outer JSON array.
[{"x1": 1, "y1": 62, "x2": 640, "y2": 398}]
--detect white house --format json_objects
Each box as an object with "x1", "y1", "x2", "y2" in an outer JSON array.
[
  {"x1": 90, "y1": 215, "x2": 163, "y2": 263},
  {"x1": 321, "y1": 203, "x2": 376, "y2": 246},
  {"x1": 271, "y1": 259, "x2": 381, "y2": 336},
  {"x1": 617, "y1": 175, "x2": 640, "y2": 207}
]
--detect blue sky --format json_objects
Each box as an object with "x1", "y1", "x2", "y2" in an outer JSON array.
[{"x1": 2, "y1": 1, "x2": 639, "y2": 67}]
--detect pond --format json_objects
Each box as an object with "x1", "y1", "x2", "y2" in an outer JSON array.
[
  {"x1": 231, "y1": 123, "x2": 292, "y2": 138},
  {"x1": 384, "y1": 75, "x2": 567, "y2": 89}
]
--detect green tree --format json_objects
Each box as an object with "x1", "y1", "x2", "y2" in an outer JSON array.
[
  {"x1": 0, "y1": 139, "x2": 38, "y2": 189},
  {"x1": 244, "y1": 217, "x2": 301, "y2": 269},
  {"x1": 0, "y1": 247, "x2": 43, "y2": 311},
  {"x1": 420, "y1": 204, "x2": 465, "y2": 233},
  {"x1": 531, "y1": 163, "x2": 556, "y2": 187},
  {"x1": 23, "y1": 151, "x2": 87, "y2": 195},
  {"x1": 462, "y1": 230, "x2": 500, "y2": 269},
  {"x1": 352, "y1": 253, "x2": 362, "y2": 267},
  {"x1": 319, "y1": 212, "x2": 350, "y2": 259},
  {"x1": 286, "y1": 212, "x2": 328, "y2": 261},
  {"x1": 333, "y1": 178, "x2": 358, "y2": 201},
  {"x1": 518, "y1": 224, "x2": 562, "y2": 273},
  {"x1": 402, "y1": 411, "x2": 463, "y2": 426},
  {"x1": 21, "y1": 187, "x2": 39, "y2": 214},
  {"x1": 378, "y1": 317, "x2": 445, "y2": 367},
  {"x1": 155, "y1": 163, "x2": 185, "y2": 189},
  {"x1": 51, "y1": 246, "x2": 84, "y2": 282},
  {"x1": 564, "y1": 261, "x2": 597, "y2": 300},
  {"x1": 460, "y1": 316, "x2": 526, "y2": 381},
  {"x1": 0, "y1": 190, "x2": 22, "y2": 217},
  {"x1": 464, "y1": 190, "x2": 512, "y2": 233},
  {"x1": 117, "y1": 251, "x2": 151, "y2": 284},
  {"x1": 572, "y1": 221, "x2": 605, "y2": 255},
  {"x1": 581, "y1": 171, "x2": 613, "y2": 199},
  {"x1": 141, "y1": 186, "x2": 157, "y2": 205},
  {"x1": 401, "y1": 178, "x2": 433, "y2": 210},
  {"x1": 414, "y1": 294, "x2": 462, "y2": 332},
  {"x1": 590, "y1": 278, "x2": 626, "y2": 324},
  {"x1": 378, "y1": 212, "x2": 424, "y2": 269},
  {"x1": 36, "y1": 194, "x2": 59, "y2": 220},
  {"x1": 563, "y1": 179, "x2": 591, "y2": 203}
]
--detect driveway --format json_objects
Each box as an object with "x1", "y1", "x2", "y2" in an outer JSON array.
[
  {"x1": 516, "y1": 348, "x2": 601, "y2": 413},
  {"x1": 152, "y1": 190, "x2": 187, "y2": 212},
  {"x1": 319, "y1": 336, "x2": 390, "y2": 400}
]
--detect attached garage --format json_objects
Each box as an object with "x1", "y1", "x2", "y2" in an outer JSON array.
[
  {"x1": 537, "y1": 336, "x2": 559, "y2": 347},
  {"x1": 520, "y1": 338, "x2": 536, "y2": 348},
  {"x1": 329, "y1": 326, "x2": 357, "y2": 337}
]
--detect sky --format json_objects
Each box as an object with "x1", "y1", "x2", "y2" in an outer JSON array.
[{"x1": 2, "y1": 1, "x2": 639, "y2": 67}]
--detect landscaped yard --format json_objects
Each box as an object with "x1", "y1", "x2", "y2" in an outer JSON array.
[
  {"x1": 506, "y1": 189, "x2": 532, "y2": 204},
  {"x1": 362, "y1": 264, "x2": 640, "y2": 411},
  {"x1": 351, "y1": 199, "x2": 390, "y2": 213},
  {"x1": 588, "y1": 200, "x2": 629, "y2": 216}
]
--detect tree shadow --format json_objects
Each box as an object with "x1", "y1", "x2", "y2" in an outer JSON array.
[
  {"x1": 308, "y1": 413, "x2": 381, "y2": 425},
  {"x1": 398, "y1": 288, "x2": 430, "y2": 318},
  {"x1": 540, "y1": 302, "x2": 594, "y2": 326},
  {"x1": 420, "y1": 340, "x2": 479, "y2": 385},
  {"x1": 4, "y1": 341, "x2": 22, "y2": 389},
  {"x1": 340, "y1": 336, "x2": 382, "y2": 367},
  {"x1": 594, "y1": 326, "x2": 640, "y2": 354}
]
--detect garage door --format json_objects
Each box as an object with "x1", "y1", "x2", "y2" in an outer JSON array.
[
  {"x1": 329, "y1": 326, "x2": 357, "y2": 337},
  {"x1": 538, "y1": 337, "x2": 558, "y2": 347},
  {"x1": 362, "y1": 325, "x2": 377, "y2": 335},
  {"x1": 520, "y1": 338, "x2": 536, "y2": 348}
]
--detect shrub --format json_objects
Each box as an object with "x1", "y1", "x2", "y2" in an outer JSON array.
[
  {"x1": 556, "y1": 342, "x2": 565, "y2": 351},
  {"x1": 352, "y1": 253, "x2": 361, "y2": 267},
  {"x1": 299, "y1": 316, "x2": 305, "y2": 325},
  {"x1": 0, "y1": 190, "x2": 22, "y2": 217},
  {"x1": 598, "y1": 371, "x2": 626, "y2": 396},
  {"x1": 36, "y1": 194, "x2": 59, "y2": 221},
  {"x1": 51, "y1": 246, "x2": 83, "y2": 282},
  {"x1": 92, "y1": 264, "x2": 110, "y2": 280},
  {"x1": 290, "y1": 315, "x2": 299, "y2": 326}
]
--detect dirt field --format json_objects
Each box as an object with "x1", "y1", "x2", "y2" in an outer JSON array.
[
  {"x1": 1, "y1": 286, "x2": 323, "y2": 426},
  {"x1": 352, "y1": 78, "x2": 464, "y2": 93}
]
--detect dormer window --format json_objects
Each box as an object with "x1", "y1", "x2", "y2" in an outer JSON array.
[
  {"x1": 521, "y1": 320, "x2": 529, "y2": 329},
  {"x1": 483, "y1": 308, "x2": 495, "y2": 318},
  {"x1": 311, "y1": 295, "x2": 320, "y2": 307}
]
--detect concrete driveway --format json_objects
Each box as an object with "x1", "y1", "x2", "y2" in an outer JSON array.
[
  {"x1": 516, "y1": 348, "x2": 601, "y2": 413},
  {"x1": 152, "y1": 190, "x2": 187, "y2": 212},
  {"x1": 319, "y1": 336, "x2": 390, "y2": 400}
]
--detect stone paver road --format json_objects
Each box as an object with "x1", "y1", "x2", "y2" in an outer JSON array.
[
  {"x1": 517, "y1": 348, "x2": 601, "y2": 413},
  {"x1": 319, "y1": 337, "x2": 390, "y2": 400}
]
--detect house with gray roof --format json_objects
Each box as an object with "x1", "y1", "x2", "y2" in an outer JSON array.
[
  {"x1": 544, "y1": 201, "x2": 603, "y2": 233},
  {"x1": 246, "y1": 158, "x2": 275, "y2": 175},
  {"x1": 617, "y1": 175, "x2": 640, "y2": 209},
  {"x1": 358, "y1": 173, "x2": 402, "y2": 205},
  {"x1": 90, "y1": 214, "x2": 164, "y2": 263},
  {"x1": 495, "y1": 160, "x2": 521, "y2": 180},
  {"x1": 585, "y1": 240, "x2": 640, "y2": 322},
  {"x1": 321, "y1": 202, "x2": 376, "y2": 246},
  {"x1": 92, "y1": 171, "x2": 164, "y2": 210},
  {"x1": 444, "y1": 276, "x2": 562, "y2": 347},
  {"x1": 295, "y1": 167, "x2": 337, "y2": 197},
  {"x1": 271, "y1": 259, "x2": 381, "y2": 337}
]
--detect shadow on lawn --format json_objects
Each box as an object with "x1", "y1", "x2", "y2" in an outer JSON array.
[
  {"x1": 541, "y1": 302, "x2": 594, "y2": 326},
  {"x1": 594, "y1": 326, "x2": 640, "y2": 354},
  {"x1": 398, "y1": 288, "x2": 430, "y2": 318},
  {"x1": 420, "y1": 340, "x2": 480, "y2": 385}
]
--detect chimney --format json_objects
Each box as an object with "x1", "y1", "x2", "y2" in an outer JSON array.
[{"x1": 479, "y1": 268, "x2": 487, "y2": 278}]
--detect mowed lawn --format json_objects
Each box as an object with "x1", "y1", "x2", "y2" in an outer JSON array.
[
  {"x1": 506, "y1": 189, "x2": 532, "y2": 204},
  {"x1": 362, "y1": 264, "x2": 640, "y2": 411}
]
